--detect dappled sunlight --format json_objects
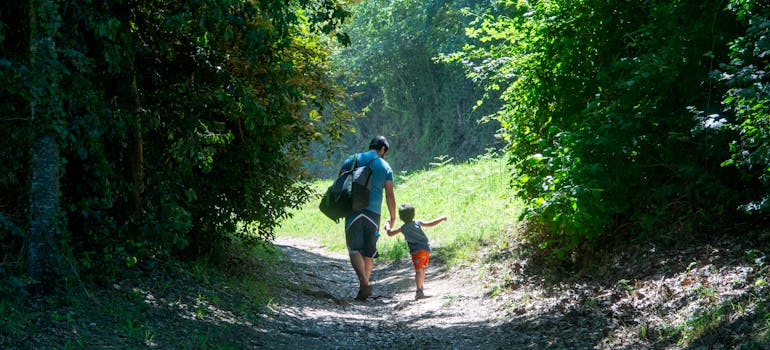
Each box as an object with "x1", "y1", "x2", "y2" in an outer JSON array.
[
  {"x1": 477, "y1": 234, "x2": 770, "y2": 348},
  {"x1": 42, "y1": 233, "x2": 767, "y2": 349},
  {"x1": 6, "y1": 0, "x2": 770, "y2": 348},
  {"x1": 132, "y1": 286, "x2": 249, "y2": 326},
  {"x1": 256, "y1": 236, "x2": 515, "y2": 348}
]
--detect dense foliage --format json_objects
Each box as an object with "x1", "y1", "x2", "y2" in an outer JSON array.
[
  {"x1": 719, "y1": 1, "x2": 770, "y2": 213},
  {"x1": 449, "y1": 0, "x2": 769, "y2": 258},
  {"x1": 310, "y1": 0, "x2": 502, "y2": 177},
  {"x1": 5, "y1": 0, "x2": 769, "y2": 293},
  {"x1": 0, "y1": 0, "x2": 353, "y2": 287}
]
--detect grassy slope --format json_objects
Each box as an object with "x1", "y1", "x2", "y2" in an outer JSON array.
[{"x1": 275, "y1": 153, "x2": 522, "y2": 265}]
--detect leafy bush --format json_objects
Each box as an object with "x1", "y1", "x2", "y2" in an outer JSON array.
[
  {"x1": 450, "y1": 0, "x2": 761, "y2": 259},
  {"x1": 0, "y1": 0, "x2": 354, "y2": 282},
  {"x1": 718, "y1": 1, "x2": 770, "y2": 213}
]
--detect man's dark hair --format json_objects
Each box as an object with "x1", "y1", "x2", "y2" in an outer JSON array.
[
  {"x1": 369, "y1": 136, "x2": 390, "y2": 152},
  {"x1": 398, "y1": 203, "x2": 415, "y2": 223}
]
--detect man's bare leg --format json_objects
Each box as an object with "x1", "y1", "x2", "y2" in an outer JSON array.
[
  {"x1": 349, "y1": 252, "x2": 368, "y2": 286},
  {"x1": 364, "y1": 256, "x2": 373, "y2": 282},
  {"x1": 350, "y1": 252, "x2": 372, "y2": 300}
]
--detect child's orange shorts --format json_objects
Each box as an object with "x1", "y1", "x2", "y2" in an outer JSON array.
[{"x1": 410, "y1": 250, "x2": 430, "y2": 270}]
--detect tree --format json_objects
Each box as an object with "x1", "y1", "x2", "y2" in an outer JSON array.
[
  {"x1": 27, "y1": 0, "x2": 63, "y2": 290},
  {"x1": 325, "y1": 0, "x2": 501, "y2": 176},
  {"x1": 452, "y1": 0, "x2": 756, "y2": 258},
  {"x1": 125, "y1": 0, "x2": 355, "y2": 257},
  {"x1": 1, "y1": 0, "x2": 356, "y2": 286}
]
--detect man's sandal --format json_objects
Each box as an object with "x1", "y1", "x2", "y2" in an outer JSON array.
[{"x1": 355, "y1": 285, "x2": 373, "y2": 301}]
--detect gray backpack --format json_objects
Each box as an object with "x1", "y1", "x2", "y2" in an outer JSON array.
[{"x1": 319, "y1": 154, "x2": 374, "y2": 222}]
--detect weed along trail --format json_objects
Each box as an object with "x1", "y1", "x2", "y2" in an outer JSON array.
[{"x1": 259, "y1": 236, "x2": 507, "y2": 349}]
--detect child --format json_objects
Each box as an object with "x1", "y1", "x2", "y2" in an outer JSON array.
[{"x1": 385, "y1": 203, "x2": 447, "y2": 300}]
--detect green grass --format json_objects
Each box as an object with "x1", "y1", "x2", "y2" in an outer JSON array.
[{"x1": 275, "y1": 153, "x2": 522, "y2": 266}]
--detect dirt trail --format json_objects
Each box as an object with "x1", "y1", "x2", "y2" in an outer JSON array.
[
  {"x1": 255, "y1": 237, "x2": 509, "y2": 349},
  {"x1": 6, "y1": 231, "x2": 766, "y2": 349},
  {"x1": 251, "y1": 234, "x2": 770, "y2": 349}
]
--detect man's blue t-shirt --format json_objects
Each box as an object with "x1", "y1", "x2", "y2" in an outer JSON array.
[{"x1": 340, "y1": 150, "x2": 393, "y2": 216}]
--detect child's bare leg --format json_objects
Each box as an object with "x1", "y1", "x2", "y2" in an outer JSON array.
[{"x1": 415, "y1": 268, "x2": 426, "y2": 290}]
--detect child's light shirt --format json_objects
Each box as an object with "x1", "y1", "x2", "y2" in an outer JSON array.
[{"x1": 400, "y1": 221, "x2": 430, "y2": 253}]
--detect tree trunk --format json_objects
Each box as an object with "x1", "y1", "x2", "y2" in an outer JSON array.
[
  {"x1": 28, "y1": 133, "x2": 59, "y2": 286},
  {"x1": 126, "y1": 70, "x2": 145, "y2": 221},
  {"x1": 28, "y1": 0, "x2": 62, "y2": 290},
  {"x1": 112, "y1": 0, "x2": 144, "y2": 222}
]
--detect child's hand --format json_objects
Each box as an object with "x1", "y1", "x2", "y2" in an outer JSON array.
[{"x1": 383, "y1": 222, "x2": 391, "y2": 232}]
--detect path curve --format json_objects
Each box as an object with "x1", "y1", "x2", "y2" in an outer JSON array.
[{"x1": 254, "y1": 237, "x2": 508, "y2": 349}]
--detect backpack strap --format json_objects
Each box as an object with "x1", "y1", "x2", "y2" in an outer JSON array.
[
  {"x1": 363, "y1": 155, "x2": 378, "y2": 167},
  {"x1": 349, "y1": 153, "x2": 377, "y2": 171},
  {"x1": 341, "y1": 153, "x2": 357, "y2": 173}
]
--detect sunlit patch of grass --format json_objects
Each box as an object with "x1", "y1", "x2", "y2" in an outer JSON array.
[
  {"x1": 676, "y1": 306, "x2": 728, "y2": 344},
  {"x1": 377, "y1": 236, "x2": 409, "y2": 260},
  {"x1": 659, "y1": 300, "x2": 770, "y2": 348},
  {"x1": 275, "y1": 153, "x2": 522, "y2": 267}
]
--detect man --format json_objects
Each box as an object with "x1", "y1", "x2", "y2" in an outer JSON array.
[{"x1": 339, "y1": 136, "x2": 396, "y2": 301}]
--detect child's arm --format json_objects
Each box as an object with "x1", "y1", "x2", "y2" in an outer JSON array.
[
  {"x1": 418, "y1": 216, "x2": 447, "y2": 228},
  {"x1": 384, "y1": 222, "x2": 402, "y2": 237}
]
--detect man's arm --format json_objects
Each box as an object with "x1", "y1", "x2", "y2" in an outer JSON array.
[
  {"x1": 384, "y1": 180, "x2": 396, "y2": 230},
  {"x1": 419, "y1": 216, "x2": 447, "y2": 228}
]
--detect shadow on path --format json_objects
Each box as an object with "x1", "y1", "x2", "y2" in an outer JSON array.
[{"x1": 266, "y1": 234, "x2": 770, "y2": 349}]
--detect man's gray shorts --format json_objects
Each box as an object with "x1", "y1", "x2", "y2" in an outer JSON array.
[{"x1": 345, "y1": 211, "x2": 379, "y2": 258}]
